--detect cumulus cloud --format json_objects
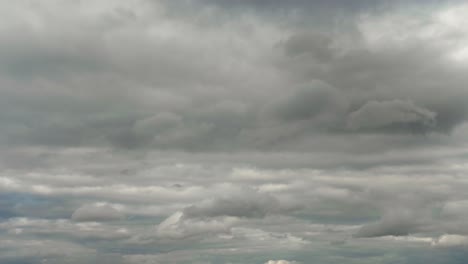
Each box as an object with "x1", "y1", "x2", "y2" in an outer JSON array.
[{"x1": 71, "y1": 204, "x2": 125, "y2": 222}]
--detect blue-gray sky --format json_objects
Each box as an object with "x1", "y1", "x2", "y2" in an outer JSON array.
[{"x1": 1, "y1": 0, "x2": 468, "y2": 263}]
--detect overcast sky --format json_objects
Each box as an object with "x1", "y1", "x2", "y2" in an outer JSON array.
[{"x1": 1, "y1": 0, "x2": 468, "y2": 263}]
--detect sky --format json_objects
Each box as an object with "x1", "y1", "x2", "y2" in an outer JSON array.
[{"x1": 1, "y1": 0, "x2": 468, "y2": 263}]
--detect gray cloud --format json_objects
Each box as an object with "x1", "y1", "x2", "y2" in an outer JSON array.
[
  {"x1": 155, "y1": 187, "x2": 301, "y2": 239},
  {"x1": 1, "y1": 0, "x2": 468, "y2": 263},
  {"x1": 1, "y1": 0, "x2": 467, "y2": 152},
  {"x1": 1, "y1": 2, "x2": 467, "y2": 151},
  {"x1": 183, "y1": 190, "x2": 280, "y2": 219},
  {"x1": 283, "y1": 32, "x2": 334, "y2": 62},
  {"x1": 271, "y1": 80, "x2": 347, "y2": 125},
  {"x1": 71, "y1": 204, "x2": 125, "y2": 222},
  {"x1": 347, "y1": 100, "x2": 437, "y2": 132},
  {"x1": 355, "y1": 212, "x2": 421, "y2": 238}
]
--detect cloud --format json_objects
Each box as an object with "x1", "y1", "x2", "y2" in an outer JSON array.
[
  {"x1": 0, "y1": 1, "x2": 467, "y2": 152},
  {"x1": 0, "y1": 237, "x2": 100, "y2": 264},
  {"x1": 441, "y1": 200, "x2": 468, "y2": 217},
  {"x1": 271, "y1": 80, "x2": 348, "y2": 125},
  {"x1": 71, "y1": 204, "x2": 125, "y2": 222},
  {"x1": 1, "y1": 0, "x2": 468, "y2": 263},
  {"x1": 156, "y1": 187, "x2": 301, "y2": 239},
  {"x1": 432, "y1": 234, "x2": 468, "y2": 248},
  {"x1": 347, "y1": 100, "x2": 437, "y2": 132},
  {"x1": 265, "y1": 260, "x2": 297, "y2": 264},
  {"x1": 0, "y1": 217, "x2": 132, "y2": 241},
  {"x1": 354, "y1": 208, "x2": 425, "y2": 238},
  {"x1": 283, "y1": 32, "x2": 333, "y2": 62},
  {"x1": 182, "y1": 189, "x2": 282, "y2": 219},
  {"x1": 156, "y1": 211, "x2": 237, "y2": 239}
]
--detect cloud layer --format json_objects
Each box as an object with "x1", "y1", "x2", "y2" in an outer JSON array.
[{"x1": 1, "y1": 0, "x2": 468, "y2": 263}]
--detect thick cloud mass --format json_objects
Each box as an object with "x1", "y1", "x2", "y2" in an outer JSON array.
[
  {"x1": 1, "y1": 0, "x2": 468, "y2": 263},
  {"x1": 1, "y1": 0, "x2": 467, "y2": 152}
]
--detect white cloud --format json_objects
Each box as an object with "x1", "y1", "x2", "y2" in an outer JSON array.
[
  {"x1": 156, "y1": 211, "x2": 237, "y2": 239},
  {"x1": 265, "y1": 260, "x2": 297, "y2": 264},
  {"x1": 432, "y1": 234, "x2": 468, "y2": 248}
]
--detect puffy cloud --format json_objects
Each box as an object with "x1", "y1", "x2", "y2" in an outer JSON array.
[{"x1": 71, "y1": 204, "x2": 125, "y2": 222}]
